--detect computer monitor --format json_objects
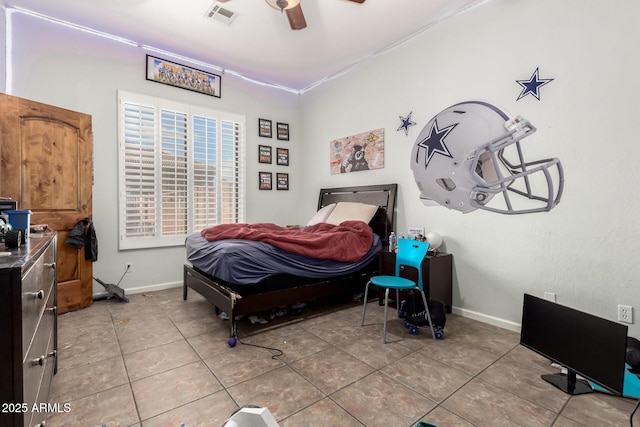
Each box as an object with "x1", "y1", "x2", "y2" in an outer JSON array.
[{"x1": 520, "y1": 293, "x2": 628, "y2": 395}]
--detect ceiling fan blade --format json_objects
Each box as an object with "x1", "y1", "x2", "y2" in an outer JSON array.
[
  {"x1": 286, "y1": 4, "x2": 307, "y2": 30},
  {"x1": 346, "y1": 0, "x2": 366, "y2": 3}
]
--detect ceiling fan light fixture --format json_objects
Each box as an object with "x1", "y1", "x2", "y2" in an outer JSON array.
[{"x1": 265, "y1": 0, "x2": 300, "y2": 11}]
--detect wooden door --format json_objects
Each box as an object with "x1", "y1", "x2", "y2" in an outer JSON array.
[{"x1": 0, "y1": 93, "x2": 93, "y2": 313}]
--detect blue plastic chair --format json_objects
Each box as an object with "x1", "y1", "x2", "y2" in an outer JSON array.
[{"x1": 361, "y1": 238, "x2": 436, "y2": 343}]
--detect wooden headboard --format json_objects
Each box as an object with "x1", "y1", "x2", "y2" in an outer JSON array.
[{"x1": 317, "y1": 183, "x2": 398, "y2": 245}]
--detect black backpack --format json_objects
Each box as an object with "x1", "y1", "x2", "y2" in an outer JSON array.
[
  {"x1": 628, "y1": 336, "x2": 640, "y2": 373},
  {"x1": 399, "y1": 290, "x2": 446, "y2": 329}
]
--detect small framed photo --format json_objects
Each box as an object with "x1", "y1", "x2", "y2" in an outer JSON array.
[
  {"x1": 258, "y1": 118, "x2": 272, "y2": 138},
  {"x1": 277, "y1": 122, "x2": 290, "y2": 141},
  {"x1": 259, "y1": 145, "x2": 272, "y2": 164},
  {"x1": 277, "y1": 148, "x2": 289, "y2": 166},
  {"x1": 408, "y1": 226, "x2": 425, "y2": 240},
  {"x1": 277, "y1": 173, "x2": 289, "y2": 191},
  {"x1": 259, "y1": 172, "x2": 272, "y2": 190}
]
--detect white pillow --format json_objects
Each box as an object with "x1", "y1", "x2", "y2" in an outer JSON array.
[
  {"x1": 306, "y1": 203, "x2": 337, "y2": 226},
  {"x1": 325, "y1": 202, "x2": 379, "y2": 225}
]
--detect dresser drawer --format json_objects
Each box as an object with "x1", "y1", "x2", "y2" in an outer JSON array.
[
  {"x1": 21, "y1": 242, "x2": 55, "y2": 353},
  {"x1": 27, "y1": 331, "x2": 55, "y2": 427},
  {"x1": 22, "y1": 290, "x2": 55, "y2": 416},
  {"x1": 24, "y1": 320, "x2": 55, "y2": 427},
  {"x1": 0, "y1": 232, "x2": 58, "y2": 427}
]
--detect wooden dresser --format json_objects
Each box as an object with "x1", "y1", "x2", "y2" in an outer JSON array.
[{"x1": 0, "y1": 232, "x2": 57, "y2": 427}]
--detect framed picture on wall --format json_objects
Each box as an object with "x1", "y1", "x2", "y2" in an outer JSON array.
[
  {"x1": 145, "y1": 55, "x2": 221, "y2": 98},
  {"x1": 259, "y1": 145, "x2": 272, "y2": 164},
  {"x1": 277, "y1": 173, "x2": 289, "y2": 190},
  {"x1": 330, "y1": 128, "x2": 385, "y2": 174},
  {"x1": 259, "y1": 172, "x2": 272, "y2": 190},
  {"x1": 277, "y1": 148, "x2": 289, "y2": 166},
  {"x1": 258, "y1": 118, "x2": 272, "y2": 138},
  {"x1": 277, "y1": 122, "x2": 290, "y2": 141}
]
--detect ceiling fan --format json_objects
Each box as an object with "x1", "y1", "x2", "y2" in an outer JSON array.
[{"x1": 217, "y1": 0, "x2": 366, "y2": 30}]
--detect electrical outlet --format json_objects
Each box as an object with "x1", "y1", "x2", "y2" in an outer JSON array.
[
  {"x1": 618, "y1": 305, "x2": 633, "y2": 324},
  {"x1": 126, "y1": 262, "x2": 133, "y2": 273},
  {"x1": 544, "y1": 292, "x2": 556, "y2": 302}
]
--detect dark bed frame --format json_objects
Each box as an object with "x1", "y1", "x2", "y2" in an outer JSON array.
[{"x1": 183, "y1": 183, "x2": 397, "y2": 337}]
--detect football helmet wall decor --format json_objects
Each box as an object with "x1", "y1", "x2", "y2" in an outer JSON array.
[{"x1": 410, "y1": 101, "x2": 564, "y2": 214}]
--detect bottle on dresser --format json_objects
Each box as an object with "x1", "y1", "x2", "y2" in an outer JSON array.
[{"x1": 388, "y1": 231, "x2": 396, "y2": 252}]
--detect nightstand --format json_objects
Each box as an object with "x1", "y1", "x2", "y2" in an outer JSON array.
[{"x1": 378, "y1": 250, "x2": 453, "y2": 313}]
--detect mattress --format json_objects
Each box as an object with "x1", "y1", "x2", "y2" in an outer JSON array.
[{"x1": 185, "y1": 232, "x2": 381, "y2": 285}]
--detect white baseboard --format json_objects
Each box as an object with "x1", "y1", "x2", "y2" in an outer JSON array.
[
  {"x1": 452, "y1": 306, "x2": 521, "y2": 333},
  {"x1": 93, "y1": 283, "x2": 522, "y2": 335},
  {"x1": 93, "y1": 281, "x2": 181, "y2": 300}
]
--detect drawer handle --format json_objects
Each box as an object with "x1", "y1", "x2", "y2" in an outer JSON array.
[
  {"x1": 46, "y1": 306, "x2": 57, "y2": 315},
  {"x1": 28, "y1": 290, "x2": 45, "y2": 300},
  {"x1": 44, "y1": 262, "x2": 56, "y2": 270},
  {"x1": 34, "y1": 422, "x2": 46, "y2": 427}
]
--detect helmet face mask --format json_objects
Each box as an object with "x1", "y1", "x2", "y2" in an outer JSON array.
[{"x1": 411, "y1": 101, "x2": 564, "y2": 214}]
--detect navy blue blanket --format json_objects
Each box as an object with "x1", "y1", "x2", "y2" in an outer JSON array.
[{"x1": 185, "y1": 232, "x2": 381, "y2": 285}]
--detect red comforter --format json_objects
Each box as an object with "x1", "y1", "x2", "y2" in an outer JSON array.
[{"x1": 200, "y1": 220, "x2": 373, "y2": 262}]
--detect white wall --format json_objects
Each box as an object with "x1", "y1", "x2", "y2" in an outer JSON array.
[
  {"x1": 5, "y1": 10, "x2": 302, "y2": 293},
  {"x1": 300, "y1": 0, "x2": 640, "y2": 336},
  {"x1": 3, "y1": 0, "x2": 639, "y2": 336}
]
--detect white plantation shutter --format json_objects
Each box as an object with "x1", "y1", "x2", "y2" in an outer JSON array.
[
  {"x1": 118, "y1": 91, "x2": 245, "y2": 250},
  {"x1": 220, "y1": 119, "x2": 244, "y2": 224},
  {"x1": 122, "y1": 101, "x2": 156, "y2": 239},
  {"x1": 160, "y1": 109, "x2": 188, "y2": 237},
  {"x1": 193, "y1": 115, "x2": 218, "y2": 231}
]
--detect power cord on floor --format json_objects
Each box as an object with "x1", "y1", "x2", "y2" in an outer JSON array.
[
  {"x1": 235, "y1": 333, "x2": 283, "y2": 360},
  {"x1": 115, "y1": 265, "x2": 129, "y2": 288},
  {"x1": 631, "y1": 398, "x2": 640, "y2": 427}
]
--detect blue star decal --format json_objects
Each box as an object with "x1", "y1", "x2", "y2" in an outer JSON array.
[
  {"x1": 416, "y1": 119, "x2": 455, "y2": 167},
  {"x1": 516, "y1": 67, "x2": 554, "y2": 101},
  {"x1": 397, "y1": 111, "x2": 417, "y2": 136}
]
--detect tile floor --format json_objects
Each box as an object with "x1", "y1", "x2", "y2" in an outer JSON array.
[{"x1": 46, "y1": 287, "x2": 639, "y2": 427}]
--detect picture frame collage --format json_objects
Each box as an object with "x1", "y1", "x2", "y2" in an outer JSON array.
[{"x1": 258, "y1": 118, "x2": 289, "y2": 191}]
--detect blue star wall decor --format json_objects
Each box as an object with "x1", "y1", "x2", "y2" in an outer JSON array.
[
  {"x1": 397, "y1": 111, "x2": 417, "y2": 136},
  {"x1": 516, "y1": 67, "x2": 554, "y2": 101},
  {"x1": 416, "y1": 119, "x2": 455, "y2": 167}
]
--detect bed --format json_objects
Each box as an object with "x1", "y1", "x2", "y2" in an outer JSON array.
[{"x1": 183, "y1": 183, "x2": 397, "y2": 338}]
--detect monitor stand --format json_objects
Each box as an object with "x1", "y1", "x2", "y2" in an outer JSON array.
[{"x1": 542, "y1": 371, "x2": 593, "y2": 395}]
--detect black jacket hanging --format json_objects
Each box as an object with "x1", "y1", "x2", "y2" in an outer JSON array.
[
  {"x1": 65, "y1": 219, "x2": 86, "y2": 249},
  {"x1": 84, "y1": 218, "x2": 98, "y2": 262},
  {"x1": 64, "y1": 217, "x2": 98, "y2": 262}
]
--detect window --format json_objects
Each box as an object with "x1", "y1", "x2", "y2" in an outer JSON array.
[{"x1": 117, "y1": 91, "x2": 245, "y2": 250}]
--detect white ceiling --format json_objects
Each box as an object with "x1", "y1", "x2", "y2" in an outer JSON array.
[{"x1": 3, "y1": 0, "x2": 490, "y2": 91}]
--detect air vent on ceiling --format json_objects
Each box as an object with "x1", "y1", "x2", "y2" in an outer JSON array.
[{"x1": 204, "y1": 2, "x2": 239, "y2": 26}]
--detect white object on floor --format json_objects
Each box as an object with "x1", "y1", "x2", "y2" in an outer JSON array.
[
  {"x1": 223, "y1": 406, "x2": 279, "y2": 427},
  {"x1": 249, "y1": 315, "x2": 268, "y2": 324},
  {"x1": 219, "y1": 312, "x2": 244, "y2": 320},
  {"x1": 552, "y1": 362, "x2": 587, "y2": 381}
]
